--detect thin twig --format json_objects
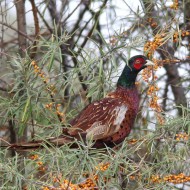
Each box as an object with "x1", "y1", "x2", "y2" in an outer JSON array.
[{"x1": 0, "y1": 21, "x2": 33, "y2": 42}]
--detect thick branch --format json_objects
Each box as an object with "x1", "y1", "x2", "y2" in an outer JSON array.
[
  {"x1": 29, "y1": 0, "x2": 40, "y2": 59},
  {"x1": 14, "y1": 0, "x2": 27, "y2": 57},
  {"x1": 14, "y1": 0, "x2": 28, "y2": 143}
]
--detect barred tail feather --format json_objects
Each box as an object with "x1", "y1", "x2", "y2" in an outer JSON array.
[{"x1": 0, "y1": 136, "x2": 74, "y2": 151}]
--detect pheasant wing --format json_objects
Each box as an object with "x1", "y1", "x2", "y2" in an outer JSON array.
[{"x1": 68, "y1": 97, "x2": 128, "y2": 140}]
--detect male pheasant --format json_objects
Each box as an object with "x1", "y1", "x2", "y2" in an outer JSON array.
[
  {"x1": 4, "y1": 55, "x2": 154, "y2": 149},
  {"x1": 66, "y1": 55, "x2": 153, "y2": 148}
]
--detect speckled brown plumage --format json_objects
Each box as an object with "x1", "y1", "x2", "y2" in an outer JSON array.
[{"x1": 67, "y1": 86, "x2": 139, "y2": 147}]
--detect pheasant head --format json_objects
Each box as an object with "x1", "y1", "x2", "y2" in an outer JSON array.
[{"x1": 117, "y1": 55, "x2": 154, "y2": 88}]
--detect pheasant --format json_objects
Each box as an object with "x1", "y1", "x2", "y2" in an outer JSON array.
[{"x1": 3, "y1": 55, "x2": 154, "y2": 150}]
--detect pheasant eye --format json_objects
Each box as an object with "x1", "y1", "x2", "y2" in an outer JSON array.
[{"x1": 133, "y1": 58, "x2": 145, "y2": 70}]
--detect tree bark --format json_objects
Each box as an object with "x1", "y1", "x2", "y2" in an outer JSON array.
[
  {"x1": 14, "y1": 0, "x2": 27, "y2": 57},
  {"x1": 14, "y1": 0, "x2": 28, "y2": 143}
]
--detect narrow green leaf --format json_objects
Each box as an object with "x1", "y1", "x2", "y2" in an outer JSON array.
[
  {"x1": 48, "y1": 51, "x2": 55, "y2": 71},
  {"x1": 21, "y1": 97, "x2": 31, "y2": 123}
]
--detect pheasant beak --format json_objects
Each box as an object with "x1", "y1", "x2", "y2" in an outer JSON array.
[{"x1": 145, "y1": 60, "x2": 154, "y2": 66}]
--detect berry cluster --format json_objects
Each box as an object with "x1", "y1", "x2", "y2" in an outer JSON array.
[
  {"x1": 29, "y1": 154, "x2": 46, "y2": 173},
  {"x1": 95, "y1": 162, "x2": 110, "y2": 171},
  {"x1": 31, "y1": 61, "x2": 57, "y2": 95},
  {"x1": 44, "y1": 177, "x2": 80, "y2": 190},
  {"x1": 129, "y1": 173, "x2": 190, "y2": 184},
  {"x1": 128, "y1": 138, "x2": 138, "y2": 144},
  {"x1": 31, "y1": 61, "x2": 49, "y2": 84},
  {"x1": 40, "y1": 163, "x2": 110, "y2": 190},
  {"x1": 142, "y1": 58, "x2": 164, "y2": 124},
  {"x1": 144, "y1": 33, "x2": 165, "y2": 58},
  {"x1": 78, "y1": 175, "x2": 99, "y2": 189},
  {"x1": 147, "y1": 17, "x2": 158, "y2": 28},
  {"x1": 163, "y1": 173, "x2": 190, "y2": 184},
  {"x1": 45, "y1": 103, "x2": 65, "y2": 122},
  {"x1": 170, "y1": 0, "x2": 178, "y2": 10},
  {"x1": 31, "y1": 60, "x2": 64, "y2": 123},
  {"x1": 175, "y1": 133, "x2": 189, "y2": 141},
  {"x1": 150, "y1": 175, "x2": 162, "y2": 183},
  {"x1": 173, "y1": 30, "x2": 190, "y2": 43},
  {"x1": 42, "y1": 174, "x2": 99, "y2": 190}
]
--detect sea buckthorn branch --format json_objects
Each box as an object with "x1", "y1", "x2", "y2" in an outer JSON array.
[
  {"x1": 55, "y1": 135, "x2": 189, "y2": 189},
  {"x1": 31, "y1": 61, "x2": 49, "y2": 84},
  {"x1": 31, "y1": 61, "x2": 65, "y2": 124},
  {"x1": 150, "y1": 173, "x2": 190, "y2": 184},
  {"x1": 27, "y1": 131, "x2": 189, "y2": 190},
  {"x1": 125, "y1": 173, "x2": 190, "y2": 185},
  {"x1": 144, "y1": 57, "x2": 190, "y2": 67},
  {"x1": 40, "y1": 172, "x2": 190, "y2": 190},
  {"x1": 142, "y1": 60, "x2": 165, "y2": 124},
  {"x1": 28, "y1": 154, "x2": 109, "y2": 190},
  {"x1": 142, "y1": 29, "x2": 190, "y2": 124},
  {"x1": 144, "y1": 29, "x2": 190, "y2": 59},
  {"x1": 41, "y1": 172, "x2": 101, "y2": 189},
  {"x1": 143, "y1": 32, "x2": 166, "y2": 125}
]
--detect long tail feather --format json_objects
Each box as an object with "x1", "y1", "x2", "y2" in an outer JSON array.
[{"x1": 0, "y1": 136, "x2": 74, "y2": 151}]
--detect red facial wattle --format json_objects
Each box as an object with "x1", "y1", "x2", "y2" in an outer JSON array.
[{"x1": 133, "y1": 58, "x2": 145, "y2": 70}]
